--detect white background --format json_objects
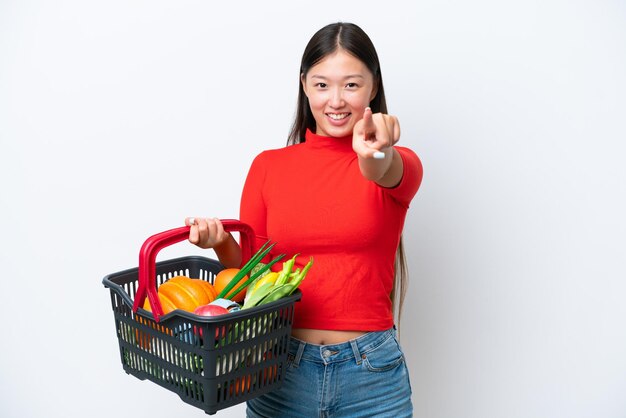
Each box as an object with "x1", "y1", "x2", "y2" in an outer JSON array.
[{"x1": 1, "y1": 1, "x2": 625, "y2": 417}]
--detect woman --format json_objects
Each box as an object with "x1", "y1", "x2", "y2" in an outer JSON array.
[{"x1": 187, "y1": 22, "x2": 423, "y2": 417}]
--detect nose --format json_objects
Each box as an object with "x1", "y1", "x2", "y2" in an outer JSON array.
[{"x1": 329, "y1": 87, "x2": 344, "y2": 108}]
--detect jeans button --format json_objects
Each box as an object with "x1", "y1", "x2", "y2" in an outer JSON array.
[{"x1": 322, "y1": 349, "x2": 332, "y2": 358}]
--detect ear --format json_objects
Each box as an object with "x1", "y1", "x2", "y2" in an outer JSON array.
[{"x1": 369, "y1": 78, "x2": 379, "y2": 102}]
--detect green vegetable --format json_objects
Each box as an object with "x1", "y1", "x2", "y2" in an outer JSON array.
[
  {"x1": 274, "y1": 254, "x2": 298, "y2": 286},
  {"x1": 242, "y1": 257, "x2": 313, "y2": 309},
  {"x1": 241, "y1": 282, "x2": 275, "y2": 308},
  {"x1": 250, "y1": 262, "x2": 270, "y2": 279},
  {"x1": 224, "y1": 253, "x2": 285, "y2": 300},
  {"x1": 217, "y1": 240, "x2": 280, "y2": 299},
  {"x1": 260, "y1": 284, "x2": 296, "y2": 304},
  {"x1": 288, "y1": 258, "x2": 313, "y2": 292}
]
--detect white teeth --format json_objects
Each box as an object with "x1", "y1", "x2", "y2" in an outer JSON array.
[{"x1": 328, "y1": 113, "x2": 349, "y2": 120}]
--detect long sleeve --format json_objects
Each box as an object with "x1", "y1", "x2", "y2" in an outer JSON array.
[{"x1": 239, "y1": 152, "x2": 270, "y2": 252}]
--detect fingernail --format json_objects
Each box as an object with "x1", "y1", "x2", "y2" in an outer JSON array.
[
  {"x1": 189, "y1": 217, "x2": 196, "y2": 225},
  {"x1": 373, "y1": 151, "x2": 385, "y2": 159}
]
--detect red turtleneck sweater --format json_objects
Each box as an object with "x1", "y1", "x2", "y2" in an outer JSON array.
[{"x1": 240, "y1": 130, "x2": 423, "y2": 331}]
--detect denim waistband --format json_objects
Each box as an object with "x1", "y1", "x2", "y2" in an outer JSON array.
[{"x1": 289, "y1": 327, "x2": 397, "y2": 366}]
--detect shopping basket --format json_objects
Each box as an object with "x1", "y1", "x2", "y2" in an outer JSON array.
[{"x1": 102, "y1": 219, "x2": 301, "y2": 415}]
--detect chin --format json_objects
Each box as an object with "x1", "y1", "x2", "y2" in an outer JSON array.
[{"x1": 321, "y1": 126, "x2": 353, "y2": 138}]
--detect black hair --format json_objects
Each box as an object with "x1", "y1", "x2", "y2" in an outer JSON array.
[
  {"x1": 285, "y1": 23, "x2": 408, "y2": 329},
  {"x1": 287, "y1": 22, "x2": 387, "y2": 145}
]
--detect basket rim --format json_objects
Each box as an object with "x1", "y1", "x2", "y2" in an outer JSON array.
[{"x1": 102, "y1": 255, "x2": 302, "y2": 324}]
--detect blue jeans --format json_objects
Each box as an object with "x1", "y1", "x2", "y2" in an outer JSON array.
[{"x1": 246, "y1": 327, "x2": 413, "y2": 417}]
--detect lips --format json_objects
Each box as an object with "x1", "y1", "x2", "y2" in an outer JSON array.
[
  {"x1": 325, "y1": 112, "x2": 351, "y2": 128},
  {"x1": 319, "y1": 111, "x2": 354, "y2": 136},
  {"x1": 326, "y1": 112, "x2": 350, "y2": 120}
]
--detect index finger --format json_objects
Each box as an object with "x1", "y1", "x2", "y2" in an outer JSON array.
[{"x1": 362, "y1": 107, "x2": 376, "y2": 137}]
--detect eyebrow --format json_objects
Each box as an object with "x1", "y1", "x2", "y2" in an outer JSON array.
[{"x1": 309, "y1": 74, "x2": 365, "y2": 80}]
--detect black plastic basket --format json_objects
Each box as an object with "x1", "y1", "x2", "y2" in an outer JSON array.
[{"x1": 102, "y1": 220, "x2": 301, "y2": 415}]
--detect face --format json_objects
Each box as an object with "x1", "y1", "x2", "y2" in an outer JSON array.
[{"x1": 301, "y1": 49, "x2": 377, "y2": 138}]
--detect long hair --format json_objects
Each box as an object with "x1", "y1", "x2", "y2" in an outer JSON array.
[
  {"x1": 287, "y1": 22, "x2": 386, "y2": 145},
  {"x1": 287, "y1": 22, "x2": 409, "y2": 328}
]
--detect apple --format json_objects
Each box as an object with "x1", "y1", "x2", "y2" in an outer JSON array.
[
  {"x1": 192, "y1": 304, "x2": 230, "y2": 341},
  {"x1": 193, "y1": 304, "x2": 229, "y2": 316}
]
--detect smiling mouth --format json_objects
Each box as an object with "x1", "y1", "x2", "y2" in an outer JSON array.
[{"x1": 326, "y1": 113, "x2": 350, "y2": 120}]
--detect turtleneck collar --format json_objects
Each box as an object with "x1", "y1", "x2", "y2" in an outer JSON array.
[{"x1": 304, "y1": 129, "x2": 353, "y2": 152}]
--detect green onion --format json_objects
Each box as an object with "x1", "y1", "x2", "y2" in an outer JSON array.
[
  {"x1": 223, "y1": 253, "x2": 285, "y2": 300},
  {"x1": 216, "y1": 240, "x2": 276, "y2": 299}
]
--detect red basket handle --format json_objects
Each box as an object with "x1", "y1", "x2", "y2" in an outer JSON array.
[{"x1": 131, "y1": 219, "x2": 255, "y2": 322}]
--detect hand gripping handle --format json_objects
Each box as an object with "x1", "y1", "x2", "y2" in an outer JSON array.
[{"x1": 131, "y1": 219, "x2": 255, "y2": 322}]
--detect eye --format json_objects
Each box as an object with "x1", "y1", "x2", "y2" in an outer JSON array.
[
  {"x1": 315, "y1": 82, "x2": 327, "y2": 88},
  {"x1": 346, "y1": 82, "x2": 358, "y2": 89}
]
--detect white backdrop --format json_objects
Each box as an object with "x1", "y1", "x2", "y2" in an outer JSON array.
[{"x1": 1, "y1": 1, "x2": 625, "y2": 417}]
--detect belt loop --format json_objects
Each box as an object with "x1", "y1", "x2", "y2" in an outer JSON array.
[
  {"x1": 350, "y1": 339, "x2": 362, "y2": 365},
  {"x1": 293, "y1": 341, "x2": 306, "y2": 367}
]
